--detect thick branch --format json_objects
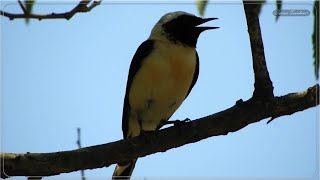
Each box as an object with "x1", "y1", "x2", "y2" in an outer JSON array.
[
  {"x1": 1, "y1": 84, "x2": 318, "y2": 178},
  {"x1": 0, "y1": 0, "x2": 102, "y2": 20},
  {"x1": 243, "y1": 1, "x2": 274, "y2": 99}
]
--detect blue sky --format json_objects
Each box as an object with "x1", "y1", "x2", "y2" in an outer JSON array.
[{"x1": 1, "y1": 1, "x2": 319, "y2": 179}]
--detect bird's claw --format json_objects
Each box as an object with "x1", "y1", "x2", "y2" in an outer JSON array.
[{"x1": 161, "y1": 118, "x2": 191, "y2": 127}]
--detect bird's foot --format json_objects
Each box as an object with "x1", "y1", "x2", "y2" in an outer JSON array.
[
  {"x1": 161, "y1": 118, "x2": 190, "y2": 135},
  {"x1": 177, "y1": 118, "x2": 191, "y2": 125},
  {"x1": 161, "y1": 118, "x2": 191, "y2": 127}
]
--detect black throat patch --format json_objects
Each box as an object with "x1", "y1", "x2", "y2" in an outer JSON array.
[{"x1": 162, "y1": 15, "x2": 202, "y2": 47}]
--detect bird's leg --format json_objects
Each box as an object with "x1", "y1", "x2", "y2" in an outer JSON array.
[
  {"x1": 137, "y1": 115, "x2": 155, "y2": 144},
  {"x1": 160, "y1": 118, "x2": 191, "y2": 127},
  {"x1": 161, "y1": 118, "x2": 191, "y2": 135},
  {"x1": 158, "y1": 118, "x2": 191, "y2": 135}
]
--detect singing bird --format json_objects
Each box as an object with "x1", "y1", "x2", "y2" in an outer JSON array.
[{"x1": 112, "y1": 11, "x2": 218, "y2": 179}]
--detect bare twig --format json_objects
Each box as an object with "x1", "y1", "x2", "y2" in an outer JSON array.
[
  {"x1": 76, "y1": 128, "x2": 82, "y2": 149},
  {"x1": 1, "y1": 84, "x2": 318, "y2": 178},
  {"x1": 17, "y1": 0, "x2": 27, "y2": 14},
  {"x1": 76, "y1": 128, "x2": 86, "y2": 180},
  {"x1": 243, "y1": 1, "x2": 274, "y2": 99},
  {"x1": 0, "y1": 0, "x2": 102, "y2": 21}
]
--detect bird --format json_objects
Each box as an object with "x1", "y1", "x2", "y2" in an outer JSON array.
[{"x1": 112, "y1": 11, "x2": 218, "y2": 179}]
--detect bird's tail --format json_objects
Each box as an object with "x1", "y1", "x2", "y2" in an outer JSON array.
[{"x1": 112, "y1": 159, "x2": 137, "y2": 180}]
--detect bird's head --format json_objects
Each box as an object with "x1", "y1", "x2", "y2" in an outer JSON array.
[{"x1": 149, "y1": 11, "x2": 219, "y2": 47}]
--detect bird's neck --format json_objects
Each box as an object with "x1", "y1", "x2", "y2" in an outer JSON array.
[{"x1": 148, "y1": 35, "x2": 196, "y2": 48}]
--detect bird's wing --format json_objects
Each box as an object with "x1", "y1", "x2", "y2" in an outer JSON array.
[
  {"x1": 185, "y1": 51, "x2": 199, "y2": 98},
  {"x1": 122, "y1": 40, "x2": 155, "y2": 138}
]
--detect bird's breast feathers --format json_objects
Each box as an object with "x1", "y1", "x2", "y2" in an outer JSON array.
[{"x1": 128, "y1": 41, "x2": 196, "y2": 135}]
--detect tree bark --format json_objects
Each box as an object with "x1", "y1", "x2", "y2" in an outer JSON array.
[{"x1": 243, "y1": 1, "x2": 274, "y2": 99}]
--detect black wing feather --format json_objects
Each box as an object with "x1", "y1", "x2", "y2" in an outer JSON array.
[
  {"x1": 185, "y1": 51, "x2": 199, "y2": 98},
  {"x1": 122, "y1": 40, "x2": 155, "y2": 138}
]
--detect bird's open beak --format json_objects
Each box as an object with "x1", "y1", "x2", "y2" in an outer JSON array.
[{"x1": 196, "y1": 17, "x2": 219, "y2": 31}]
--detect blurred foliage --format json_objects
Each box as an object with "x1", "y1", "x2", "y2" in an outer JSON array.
[
  {"x1": 24, "y1": 0, "x2": 35, "y2": 24},
  {"x1": 275, "y1": 0, "x2": 282, "y2": 21},
  {"x1": 273, "y1": 0, "x2": 318, "y2": 79},
  {"x1": 196, "y1": 0, "x2": 208, "y2": 16}
]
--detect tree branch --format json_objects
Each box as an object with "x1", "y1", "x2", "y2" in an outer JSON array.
[
  {"x1": 0, "y1": 0, "x2": 102, "y2": 21},
  {"x1": 243, "y1": 1, "x2": 274, "y2": 99},
  {"x1": 17, "y1": 0, "x2": 27, "y2": 14},
  {"x1": 1, "y1": 84, "x2": 318, "y2": 178}
]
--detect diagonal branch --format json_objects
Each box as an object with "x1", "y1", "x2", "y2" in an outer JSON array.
[
  {"x1": 17, "y1": 0, "x2": 27, "y2": 14},
  {"x1": 1, "y1": 84, "x2": 318, "y2": 178},
  {"x1": 243, "y1": 1, "x2": 274, "y2": 99},
  {"x1": 0, "y1": 0, "x2": 102, "y2": 21}
]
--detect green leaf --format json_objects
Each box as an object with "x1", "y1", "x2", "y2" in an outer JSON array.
[
  {"x1": 24, "y1": 0, "x2": 35, "y2": 24},
  {"x1": 275, "y1": 0, "x2": 282, "y2": 21},
  {"x1": 312, "y1": 0, "x2": 319, "y2": 79},
  {"x1": 196, "y1": 0, "x2": 208, "y2": 17}
]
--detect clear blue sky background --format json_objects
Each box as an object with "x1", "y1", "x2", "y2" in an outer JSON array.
[{"x1": 1, "y1": 0, "x2": 319, "y2": 179}]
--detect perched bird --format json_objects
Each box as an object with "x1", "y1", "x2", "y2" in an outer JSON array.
[{"x1": 112, "y1": 11, "x2": 218, "y2": 179}]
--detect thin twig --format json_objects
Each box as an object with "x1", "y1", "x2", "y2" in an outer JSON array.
[
  {"x1": 0, "y1": 0, "x2": 102, "y2": 20},
  {"x1": 77, "y1": 128, "x2": 86, "y2": 180},
  {"x1": 17, "y1": 0, "x2": 27, "y2": 14},
  {"x1": 76, "y1": 128, "x2": 82, "y2": 149}
]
